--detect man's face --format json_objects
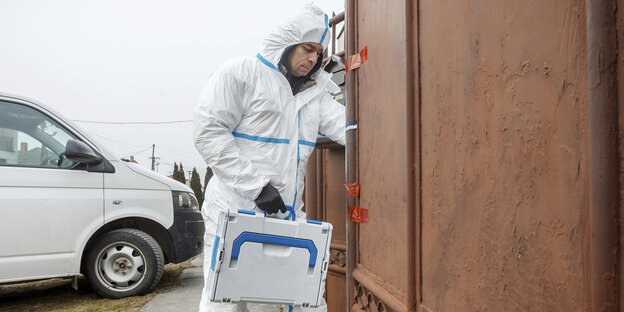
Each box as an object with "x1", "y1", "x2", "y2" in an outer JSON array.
[{"x1": 287, "y1": 42, "x2": 324, "y2": 77}]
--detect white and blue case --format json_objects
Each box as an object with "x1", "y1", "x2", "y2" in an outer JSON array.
[{"x1": 206, "y1": 209, "x2": 333, "y2": 308}]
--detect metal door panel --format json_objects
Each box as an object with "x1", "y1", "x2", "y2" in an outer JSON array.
[
  {"x1": 353, "y1": 0, "x2": 410, "y2": 309},
  {"x1": 418, "y1": 0, "x2": 589, "y2": 310},
  {"x1": 0, "y1": 166, "x2": 103, "y2": 281}
]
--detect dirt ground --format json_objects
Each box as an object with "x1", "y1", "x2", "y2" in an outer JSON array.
[{"x1": 0, "y1": 258, "x2": 196, "y2": 312}]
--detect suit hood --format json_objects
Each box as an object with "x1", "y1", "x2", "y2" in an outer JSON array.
[{"x1": 258, "y1": 4, "x2": 330, "y2": 71}]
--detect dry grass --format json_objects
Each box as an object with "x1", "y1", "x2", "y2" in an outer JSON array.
[{"x1": 0, "y1": 258, "x2": 197, "y2": 312}]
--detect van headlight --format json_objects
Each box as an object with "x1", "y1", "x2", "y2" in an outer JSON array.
[{"x1": 172, "y1": 191, "x2": 199, "y2": 210}]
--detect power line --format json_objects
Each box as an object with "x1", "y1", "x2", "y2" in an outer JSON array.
[
  {"x1": 156, "y1": 144, "x2": 204, "y2": 160},
  {"x1": 74, "y1": 119, "x2": 193, "y2": 125},
  {"x1": 87, "y1": 131, "x2": 151, "y2": 151},
  {"x1": 130, "y1": 145, "x2": 154, "y2": 156},
  {"x1": 152, "y1": 147, "x2": 206, "y2": 172}
]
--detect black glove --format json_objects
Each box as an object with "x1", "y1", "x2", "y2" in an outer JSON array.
[{"x1": 255, "y1": 184, "x2": 287, "y2": 214}]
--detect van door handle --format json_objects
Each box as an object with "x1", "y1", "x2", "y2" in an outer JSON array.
[{"x1": 112, "y1": 200, "x2": 122, "y2": 205}]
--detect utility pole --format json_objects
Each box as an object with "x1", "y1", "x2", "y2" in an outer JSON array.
[
  {"x1": 187, "y1": 170, "x2": 192, "y2": 182},
  {"x1": 151, "y1": 144, "x2": 155, "y2": 171}
]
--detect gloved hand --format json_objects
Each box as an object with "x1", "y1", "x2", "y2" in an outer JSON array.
[{"x1": 255, "y1": 184, "x2": 287, "y2": 214}]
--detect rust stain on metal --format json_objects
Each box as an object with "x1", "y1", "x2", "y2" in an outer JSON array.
[
  {"x1": 585, "y1": 0, "x2": 619, "y2": 310},
  {"x1": 418, "y1": 0, "x2": 591, "y2": 310},
  {"x1": 308, "y1": 0, "x2": 622, "y2": 311},
  {"x1": 345, "y1": 0, "x2": 360, "y2": 309},
  {"x1": 617, "y1": 0, "x2": 624, "y2": 306},
  {"x1": 323, "y1": 149, "x2": 347, "y2": 242},
  {"x1": 356, "y1": 0, "x2": 410, "y2": 305}
]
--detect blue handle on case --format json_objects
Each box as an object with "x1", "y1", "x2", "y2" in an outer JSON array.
[{"x1": 231, "y1": 232, "x2": 318, "y2": 267}]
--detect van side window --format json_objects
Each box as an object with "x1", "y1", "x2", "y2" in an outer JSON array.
[{"x1": 0, "y1": 100, "x2": 80, "y2": 169}]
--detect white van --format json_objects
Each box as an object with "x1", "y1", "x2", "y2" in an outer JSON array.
[{"x1": 0, "y1": 93, "x2": 205, "y2": 298}]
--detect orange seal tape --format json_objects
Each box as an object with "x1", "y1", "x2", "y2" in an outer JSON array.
[{"x1": 349, "y1": 206, "x2": 369, "y2": 224}]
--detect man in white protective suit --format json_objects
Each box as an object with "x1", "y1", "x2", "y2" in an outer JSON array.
[{"x1": 193, "y1": 4, "x2": 345, "y2": 312}]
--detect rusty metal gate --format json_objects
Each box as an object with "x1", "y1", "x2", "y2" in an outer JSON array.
[{"x1": 306, "y1": 0, "x2": 622, "y2": 311}]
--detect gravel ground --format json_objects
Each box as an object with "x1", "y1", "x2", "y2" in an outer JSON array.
[{"x1": 0, "y1": 256, "x2": 199, "y2": 312}]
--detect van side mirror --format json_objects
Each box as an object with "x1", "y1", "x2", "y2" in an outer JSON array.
[{"x1": 65, "y1": 139, "x2": 102, "y2": 164}]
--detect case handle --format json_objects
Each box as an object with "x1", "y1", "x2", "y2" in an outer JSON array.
[{"x1": 231, "y1": 232, "x2": 318, "y2": 267}]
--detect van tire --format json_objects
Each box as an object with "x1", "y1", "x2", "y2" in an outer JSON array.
[{"x1": 85, "y1": 228, "x2": 164, "y2": 299}]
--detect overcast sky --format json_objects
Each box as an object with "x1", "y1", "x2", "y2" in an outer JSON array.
[{"x1": 0, "y1": 0, "x2": 344, "y2": 181}]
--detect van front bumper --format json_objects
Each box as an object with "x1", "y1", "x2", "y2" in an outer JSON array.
[{"x1": 167, "y1": 208, "x2": 205, "y2": 263}]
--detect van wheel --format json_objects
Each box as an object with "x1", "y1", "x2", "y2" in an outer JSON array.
[{"x1": 86, "y1": 229, "x2": 164, "y2": 298}]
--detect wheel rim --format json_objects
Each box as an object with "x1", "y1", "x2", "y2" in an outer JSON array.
[{"x1": 95, "y1": 241, "x2": 147, "y2": 292}]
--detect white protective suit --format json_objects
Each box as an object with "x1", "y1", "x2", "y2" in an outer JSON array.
[{"x1": 193, "y1": 4, "x2": 345, "y2": 312}]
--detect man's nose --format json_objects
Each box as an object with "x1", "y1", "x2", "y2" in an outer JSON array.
[{"x1": 308, "y1": 53, "x2": 317, "y2": 63}]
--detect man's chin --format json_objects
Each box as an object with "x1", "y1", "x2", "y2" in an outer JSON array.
[
  {"x1": 299, "y1": 67, "x2": 312, "y2": 75},
  {"x1": 293, "y1": 70, "x2": 310, "y2": 77}
]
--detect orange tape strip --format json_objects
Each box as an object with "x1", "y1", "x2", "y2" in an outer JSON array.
[
  {"x1": 349, "y1": 206, "x2": 369, "y2": 224},
  {"x1": 345, "y1": 46, "x2": 368, "y2": 73},
  {"x1": 344, "y1": 182, "x2": 360, "y2": 197}
]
